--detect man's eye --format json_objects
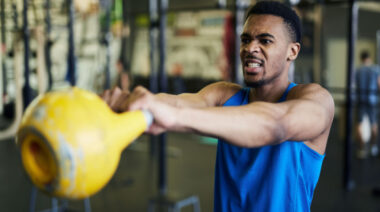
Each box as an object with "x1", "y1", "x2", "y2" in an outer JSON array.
[
  {"x1": 241, "y1": 38, "x2": 250, "y2": 44},
  {"x1": 260, "y1": 39, "x2": 272, "y2": 44}
]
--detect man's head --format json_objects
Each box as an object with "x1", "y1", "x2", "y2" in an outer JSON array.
[
  {"x1": 360, "y1": 50, "x2": 371, "y2": 65},
  {"x1": 240, "y1": 1, "x2": 301, "y2": 88},
  {"x1": 245, "y1": 1, "x2": 301, "y2": 43}
]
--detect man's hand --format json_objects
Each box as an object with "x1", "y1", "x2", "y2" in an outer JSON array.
[
  {"x1": 126, "y1": 86, "x2": 179, "y2": 135},
  {"x1": 101, "y1": 87, "x2": 130, "y2": 113},
  {"x1": 102, "y1": 86, "x2": 178, "y2": 135}
]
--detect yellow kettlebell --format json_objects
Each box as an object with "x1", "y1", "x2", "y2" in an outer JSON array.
[{"x1": 16, "y1": 87, "x2": 152, "y2": 199}]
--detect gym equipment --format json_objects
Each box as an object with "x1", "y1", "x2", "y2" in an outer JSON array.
[
  {"x1": 1, "y1": 0, "x2": 7, "y2": 103},
  {"x1": 234, "y1": 0, "x2": 247, "y2": 85},
  {"x1": 343, "y1": 0, "x2": 358, "y2": 191},
  {"x1": 99, "y1": 0, "x2": 114, "y2": 90},
  {"x1": 23, "y1": 0, "x2": 32, "y2": 107},
  {"x1": 66, "y1": 0, "x2": 76, "y2": 86},
  {"x1": 16, "y1": 87, "x2": 153, "y2": 199},
  {"x1": 35, "y1": 26, "x2": 48, "y2": 94},
  {"x1": 158, "y1": 0, "x2": 168, "y2": 196},
  {"x1": 0, "y1": 33, "x2": 24, "y2": 140},
  {"x1": 377, "y1": 30, "x2": 380, "y2": 64},
  {"x1": 44, "y1": 0, "x2": 53, "y2": 90}
]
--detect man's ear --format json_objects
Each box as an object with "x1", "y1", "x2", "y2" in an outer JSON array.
[{"x1": 287, "y1": 42, "x2": 301, "y2": 61}]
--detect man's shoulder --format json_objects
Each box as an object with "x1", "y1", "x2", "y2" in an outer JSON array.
[
  {"x1": 357, "y1": 65, "x2": 380, "y2": 73},
  {"x1": 370, "y1": 65, "x2": 380, "y2": 73},
  {"x1": 289, "y1": 83, "x2": 335, "y2": 124},
  {"x1": 203, "y1": 81, "x2": 243, "y2": 106},
  {"x1": 289, "y1": 83, "x2": 332, "y2": 101},
  {"x1": 206, "y1": 81, "x2": 242, "y2": 93},
  {"x1": 291, "y1": 82, "x2": 322, "y2": 91}
]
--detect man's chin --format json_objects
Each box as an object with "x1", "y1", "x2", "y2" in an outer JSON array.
[{"x1": 244, "y1": 80, "x2": 265, "y2": 88}]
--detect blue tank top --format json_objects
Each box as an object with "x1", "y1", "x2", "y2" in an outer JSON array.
[{"x1": 214, "y1": 83, "x2": 325, "y2": 212}]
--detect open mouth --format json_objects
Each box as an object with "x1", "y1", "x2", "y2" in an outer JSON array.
[
  {"x1": 244, "y1": 59, "x2": 264, "y2": 74},
  {"x1": 246, "y1": 62, "x2": 262, "y2": 68}
]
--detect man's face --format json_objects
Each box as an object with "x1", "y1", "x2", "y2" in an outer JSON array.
[{"x1": 240, "y1": 14, "x2": 299, "y2": 88}]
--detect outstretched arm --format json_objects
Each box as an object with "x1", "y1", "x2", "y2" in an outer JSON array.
[
  {"x1": 177, "y1": 84, "x2": 334, "y2": 146},
  {"x1": 155, "y1": 81, "x2": 240, "y2": 108},
  {"x1": 127, "y1": 83, "x2": 334, "y2": 154},
  {"x1": 102, "y1": 81, "x2": 241, "y2": 112}
]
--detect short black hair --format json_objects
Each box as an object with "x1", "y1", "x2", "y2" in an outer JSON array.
[
  {"x1": 360, "y1": 50, "x2": 370, "y2": 61},
  {"x1": 245, "y1": 1, "x2": 301, "y2": 43}
]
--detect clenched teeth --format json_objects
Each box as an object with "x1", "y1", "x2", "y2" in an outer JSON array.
[{"x1": 248, "y1": 63, "x2": 261, "y2": 68}]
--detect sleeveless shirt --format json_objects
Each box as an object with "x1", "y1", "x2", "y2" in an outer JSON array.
[{"x1": 214, "y1": 83, "x2": 325, "y2": 212}]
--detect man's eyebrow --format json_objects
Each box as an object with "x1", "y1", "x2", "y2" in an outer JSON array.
[
  {"x1": 240, "y1": 32, "x2": 275, "y2": 39},
  {"x1": 256, "y1": 33, "x2": 275, "y2": 39},
  {"x1": 240, "y1": 33, "x2": 250, "y2": 38}
]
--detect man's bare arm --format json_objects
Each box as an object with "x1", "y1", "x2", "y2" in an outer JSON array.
[
  {"x1": 170, "y1": 84, "x2": 334, "y2": 153},
  {"x1": 155, "y1": 81, "x2": 241, "y2": 108},
  {"x1": 102, "y1": 81, "x2": 241, "y2": 134}
]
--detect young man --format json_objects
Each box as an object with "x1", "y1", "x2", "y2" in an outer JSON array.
[
  {"x1": 355, "y1": 50, "x2": 380, "y2": 158},
  {"x1": 103, "y1": 1, "x2": 334, "y2": 211}
]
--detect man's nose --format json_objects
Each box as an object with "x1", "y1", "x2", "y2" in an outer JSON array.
[{"x1": 244, "y1": 41, "x2": 260, "y2": 53}]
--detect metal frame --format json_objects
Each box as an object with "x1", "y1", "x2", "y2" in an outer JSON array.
[
  {"x1": 29, "y1": 186, "x2": 92, "y2": 212},
  {"x1": 1, "y1": 0, "x2": 7, "y2": 100},
  {"x1": 343, "y1": 0, "x2": 358, "y2": 191},
  {"x1": 313, "y1": 4, "x2": 323, "y2": 84},
  {"x1": 44, "y1": 0, "x2": 53, "y2": 90},
  {"x1": 149, "y1": 0, "x2": 159, "y2": 94},
  {"x1": 377, "y1": 30, "x2": 380, "y2": 65},
  {"x1": 23, "y1": 0, "x2": 32, "y2": 107},
  {"x1": 158, "y1": 0, "x2": 169, "y2": 195},
  {"x1": 66, "y1": 0, "x2": 76, "y2": 86},
  {"x1": 233, "y1": 0, "x2": 247, "y2": 85},
  {"x1": 100, "y1": 0, "x2": 114, "y2": 90}
]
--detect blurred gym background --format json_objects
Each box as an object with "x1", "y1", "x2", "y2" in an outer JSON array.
[{"x1": 1, "y1": 0, "x2": 380, "y2": 211}]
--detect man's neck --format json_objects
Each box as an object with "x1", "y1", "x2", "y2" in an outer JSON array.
[
  {"x1": 249, "y1": 77, "x2": 291, "y2": 103},
  {"x1": 363, "y1": 59, "x2": 372, "y2": 66}
]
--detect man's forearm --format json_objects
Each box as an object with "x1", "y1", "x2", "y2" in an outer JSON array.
[
  {"x1": 156, "y1": 93, "x2": 208, "y2": 108},
  {"x1": 172, "y1": 103, "x2": 283, "y2": 148}
]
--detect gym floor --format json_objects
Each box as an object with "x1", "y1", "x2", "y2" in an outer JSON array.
[{"x1": 1, "y1": 117, "x2": 380, "y2": 212}]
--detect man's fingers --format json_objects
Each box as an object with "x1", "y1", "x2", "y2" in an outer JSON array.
[
  {"x1": 109, "y1": 87, "x2": 123, "y2": 109},
  {"x1": 101, "y1": 90, "x2": 111, "y2": 104},
  {"x1": 102, "y1": 85, "x2": 153, "y2": 113},
  {"x1": 126, "y1": 86, "x2": 152, "y2": 111},
  {"x1": 101, "y1": 87, "x2": 132, "y2": 112}
]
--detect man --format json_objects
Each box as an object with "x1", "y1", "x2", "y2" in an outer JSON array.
[
  {"x1": 103, "y1": 1, "x2": 334, "y2": 211},
  {"x1": 355, "y1": 50, "x2": 380, "y2": 158}
]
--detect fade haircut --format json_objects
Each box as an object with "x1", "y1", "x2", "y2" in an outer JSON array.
[{"x1": 245, "y1": 1, "x2": 301, "y2": 43}]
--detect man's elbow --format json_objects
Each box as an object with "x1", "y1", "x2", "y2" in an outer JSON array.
[{"x1": 243, "y1": 124, "x2": 285, "y2": 148}]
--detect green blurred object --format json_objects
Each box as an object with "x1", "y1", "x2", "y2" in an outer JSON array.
[
  {"x1": 199, "y1": 136, "x2": 218, "y2": 145},
  {"x1": 136, "y1": 15, "x2": 149, "y2": 27},
  {"x1": 112, "y1": 0, "x2": 123, "y2": 23},
  {"x1": 99, "y1": 0, "x2": 123, "y2": 28}
]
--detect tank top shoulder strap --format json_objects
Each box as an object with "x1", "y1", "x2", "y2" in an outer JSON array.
[
  {"x1": 223, "y1": 87, "x2": 250, "y2": 106},
  {"x1": 278, "y1": 82, "x2": 297, "y2": 102}
]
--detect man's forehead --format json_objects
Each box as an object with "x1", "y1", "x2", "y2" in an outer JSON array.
[
  {"x1": 245, "y1": 14, "x2": 284, "y2": 27},
  {"x1": 242, "y1": 14, "x2": 286, "y2": 36}
]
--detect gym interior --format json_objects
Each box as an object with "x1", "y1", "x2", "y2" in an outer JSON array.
[{"x1": 1, "y1": 0, "x2": 380, "y2": 211}]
